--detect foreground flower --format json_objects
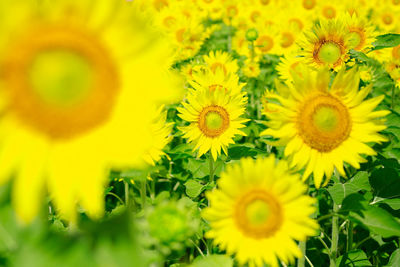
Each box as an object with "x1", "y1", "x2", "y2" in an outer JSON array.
[
  {"x1": 0, "y1": 1, "x2": 182, "y2": 222},
  {"x1": 178, "y1": 86, "x2": 248, "y2": 160},
  {"x1": 262, "y1": 67, "x2": 389, "y2": 187},
  {"x1": 203, "y1": 156, "x2": 318, "y2": 267}
]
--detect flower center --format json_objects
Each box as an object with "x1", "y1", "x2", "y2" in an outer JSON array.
[
  {"x1": 297, "y1": 94, "x2": 352, "y2": 152},
  {"x1": 29, "y1": 50, "x2": 93, "y2": 107},
  {"x1": 392, "y1": 45, "x2": 400, "y2": 60},
  {"x1": 303, "y1": 0, "x2": 316, "y2": 10},
  {"x1": 260, "y1": 0, "x2": 270, "y2": 5},
  {"x1": 347, "y1": 29, "x2": 365, "y2": 51},
  {"x1": 317, "y1": 42, "x2": 342, "y2": 65},
  {"x1": 382, "y1": 14, "x2": 393, "y2": 25},
  {"x1": 393, "y1": 0, "x2": 400, "y2": 5},
  {"x1": 256, "y1": 35, "x2": 274, "y2": 53},
  {"x1": 322, "y1": 6, "x2": 336, "y2": 19},
  {"x1": 289, "y1": 18, "x2": 304, "y2": 31},
  {"x1": 2, "y1": 24, "x2": 119, "y2": 140},
  {"x1": 281, "y1": 32, "x2": 295, "y2": 48},
  {"x1": 235, "y1": 190, "x2": 282, "y2": 239},
  {"x1": 198, "y1": 105, "x2": 229, "y2": 138}
]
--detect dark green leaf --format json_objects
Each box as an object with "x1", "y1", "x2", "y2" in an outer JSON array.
[
  {"x1": 369, "y1": 168, "x2": 400, "y2": 199},
  {"x1": 337, "y1": 250, "x2": 372, "y2": 267}
]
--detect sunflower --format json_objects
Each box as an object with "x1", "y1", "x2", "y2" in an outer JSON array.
[
  {"x1": 0, "y1": 0, "x2": 182, "y2": 222},
  {"x1": 178, "y1": 87, "x2": 248, "y2": 160},
  {"x1": 276, "y1": 56, "x2": 312, "y2": 85},
  {"x1": 202, "y1": 156, "x2": 319, "y2": 267},
  {"x1": 202, "y1": 50, "x2": 239, "y2": 76},
  {"x1": 299, "y1": 17, "x2": 351, "y2": 70},
  {"x1": 261, "y1": 67, "x2": 389, "y2": 188},
  {"x1": 188, "y1": 67, "x2": 244, "y2": 96},
  {"x1": 143, "y1": 106, "x2": 174, "y2": 166},
  {"x1": 343, "y1": 13, "x2": 376, "y2": 52}
]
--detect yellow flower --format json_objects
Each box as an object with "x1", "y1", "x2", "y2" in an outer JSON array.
[
  {"x1": 343, "y1": 13, "x2": 377, "y2": 52},
  {"x1": 178, "y1": 86, "x2": 248, "y2": 160},
  {"x1": 202, "y1": 156, "x2": 319, "y2": 267},
  {"x1": 0, "y1": 0, "x2": 182, "y2": 222},
  {"x1": 299, "y1": 17, "x2": 350, "y2": 70},
  {"x1": 202, "y1": 50, "x2": 239, "y2": 76},
  {"x1": 261, "y1": 67, "x2": 389, "y2": 188},
  {"x1": 188, "y1": 67, "x2": 243, "y2": 96},
  {"x1": 276, "y1": 56, "x2": 313, "y2": 85},
  {"x1": 143, "y1": 106, "x2": 174, "y2": 165},
  {"x1": 243, "y1": 58, "x2": 261, "y2": 78}
]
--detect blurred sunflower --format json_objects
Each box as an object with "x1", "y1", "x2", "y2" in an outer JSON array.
[
  {"x1": 262, "y1": 67, "x2": 389, "y2": 188},
  {"x1": 203, "y1": 156, "x2": 318, "y2": 267},
  {"x1": 178, "y1": 87, "x2": 248, "y2": 160},
  {"x1": 143, "y1": 106, "x2": 174, "y2": 166},
  {"x1": 0, "y1": 0, "x2": 182, "y2": 222},
  {"x1": 202, "y1": 50, "x2": 239, "y2": 76},
  {"x1": 299, "y1": 17, "x2": 350, "y2": 70}
]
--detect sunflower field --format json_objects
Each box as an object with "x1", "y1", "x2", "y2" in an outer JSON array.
[{"x1": 1, "y1": 0, "x2": 400, "y2": 266}]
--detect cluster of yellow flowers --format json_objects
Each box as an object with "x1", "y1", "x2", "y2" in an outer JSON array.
[{"x1": 0, "y1": 0, "x2": 395, "y2": 266}]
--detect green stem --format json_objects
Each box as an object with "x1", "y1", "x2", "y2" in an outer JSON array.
[
  {"x1": 347, "y1": 221, "x2": 353, "y2": 252},
  {"x1": 209, "y1": 152, "x2": 215, "y2": 183},
  {"x1": 330, "y1": 203, "x2": 340, "y2": 267},
  {"x1": 107, "y1": 192, "x2": 124, "y2": 205},
  {"x1": 297, "y1": 241, "x2": 306, "y2": 267},
  {"x1": 124, "y1": 181, "x2": 129, "y2": 207},
  {"x1": 141, "y1": 180, "x2": 147, "y2": 209}
]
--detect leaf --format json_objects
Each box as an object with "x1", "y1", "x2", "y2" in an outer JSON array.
[
  {"x1": 185, "y1": 158, "x2": 209, "y2": 178},
  {"x1": 227, "y1": 144, "x2": 258, "y2": 160},
  {"x1": 369, "y1": 168, "x2": 400, "y2": 199},
  {"x1": 372, "y1": 198, "x2": 400, "y2": 210},
  {"x1": 337, "y1": 250, "x2": 372, "y2": 267},
  {"x1": 342, "y1": 194, "x2": 400, "y2": 238},
  {"x1": 190, "y1": 255, "x2": 233, "y2": 267},
  {"x1": 373, "y1": 34, "x2": 400, "y2": 49},
  {"x1": 184, "y1": 180, "x2": 205, "y2": 198},
  {"x1": 385, "y1": 249, "x2": 400, "y2": 267},
  {"x1": 327, "y1": 172, "x2": 370, "y2": 205}
]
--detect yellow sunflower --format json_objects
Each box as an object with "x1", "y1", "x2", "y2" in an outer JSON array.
[
  {"x1": 0, "y1": 0, "x2": 182, "y2": 222},
  {"x1": 143, "y1": 106, "x2": 174, "y2": 166},
  {"x1": 202, "y1": 50, "x2": 239, "y2": 76},
  {"x1": 276, "y1": 56, "x2": 312, "y2": 85},
  {"x1": 188, "y1": 67, "x2": 244, "y2": 96},
  {"x1": 202, "y1": 156, "x2": 319, "y2": 267},
  {"x1": 178, "y1": 87, "x2": 248, "y2": 160},
  {"x1": 261, "y1": 67, "x2": 389, "y2": 188},
  {"x1": 343, "y1": 13, "x2": 376, "y2": 52},
  {"x1": 299, "y1": 17, "x2": 351, "y2": 70}
]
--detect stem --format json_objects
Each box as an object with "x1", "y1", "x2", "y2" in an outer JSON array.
[
  {"x1": 124, "y1": 181, "x2": 129, "y2": 207},
  {"x1": 141, "y1": 180, "x2": 147, "y2": 209},
  {"x1": 297, "y1": 241, "x2": 306, "y2": 267},
  {"x1": 107, "y1": 192, "x2": 125, "y2": 205},
  {"x1": 330, "y1": 202, "x2": 340, "y2": 267},
  {"x1": 347, "y1": 221, "x2": 353, "y2": 252},
  {"x1": 209, "y1": 152, "x2": 215, "y2": 183}
]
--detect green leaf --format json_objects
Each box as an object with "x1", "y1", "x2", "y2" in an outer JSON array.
[
  {"x1": 342, "y1": 194, "x2": 400, "y2": 237},
  {"x1": 185, "y1": 158, "x2": 209, "y2": 178},
  {"x1": 385, "y1": 249, "x2": 400, "y2": 267},
  {"x1": 227, "y1": 144, "x2": 258, "y2": 160},
  {"x1": 369, "y1": 168, "x2": 400, "y2": 199},
  {"x1": 327, "y1": 172, "x2": 370, "y2": 205},
  {"x1": 190, "y1": 255, "x2": 233, "y2": 267},
  {"x1": 372, "y1": 198, "x2": 400, "y2": 210},
  {"x1": 373, "y1": 34, "x2": 400, "y2": 49},
  {"x1": 184, "y1": 180, "x2": 205, "y2": 198},
  {"x1": 337, "y1": 250, "x2": 372, "y2": 267}
]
